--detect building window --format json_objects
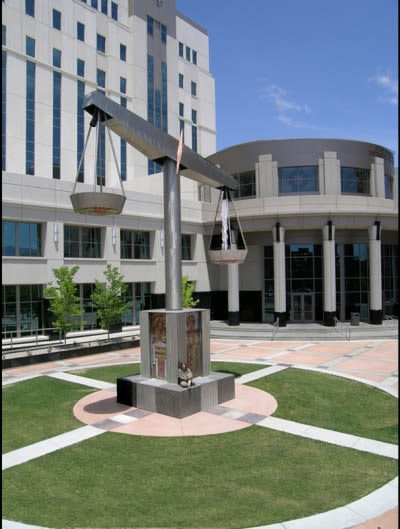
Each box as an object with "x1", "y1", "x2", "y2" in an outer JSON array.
[
  {"x1": 97, "y1": 33, "x2": 106, "y2": 53},
  {"x1": 77, "y1": 64, "x2": 85, "y2": 182},
  {"x1": 232, "y1": 170, "x2": 256, "y2": 199},
  {"x1": 111, "y1": 2, "x2": 118, "y2": 20},
  {"x1": 91, "y1": 0, "x2": 98, "y2": 8},
  {"x1": 120, "y1": 230, "x2": 150, "y2": 259},
  {"x1": 385, "y1": 175, "x2": 393, "y2": 199},
  {"x1": 192, "y1": 49, "x2": 197, "y2": 64},
  {"x1": 278, "y1": 166, "x2": 319, "y2": 194},
  {"x1": 2, "y1": 285, "x2": 43, "y2": 337},
  {"x1": 185, "y1": 46, "x2": 191, "y2": 61},
  {"x1": 25, "y1": 0, "x2": 34, "y2": 17},
  {"x1": 97, "y1": 68, "x2": 106, "y2": 89},
  {"x1": 191, "y1": 109, "x2": 197, "y2": 124},
  {"x1": 53, "y1": 49, "x2": 61, "y2": 179},
  {"x1": 161, "y1": 23, "x2": 167, "y2": 43},
  {"x1": 191, "y1": 125, "x2": 197, "y2": 152},
  {"x1": 120, "y1": 76, "x2": 126, "y2": 94},
  {"x1": 147, "y1": 15, "x2": 154, "y2": 35},
  {"x1": 52, "y1": 9, "x2": 61, "y2": 30},
  {"x1": 80, "y1": 283, "x2": 97, "y2": 330},
  {"x1": 120, "y1": 96, "x2": 127, "y2": 180},
  {"x1": 178, "y1": 41, "x2": 184, "y2": 57},
  {"x1": 2, "y1": 30, "x2": 6, "y2": 172},
  {"x1": 341, "y1": 167, "x2": 370, "y2": 195},
  {"x1": 26, "y1": 37, "x2": 35, "y2": 175},
  {"x1": 191, "y1": 81, "x2": 197, "y2": 97},
  {"x1": 64, "y1": 226, "x2": 102, "y2": 258},
  {"x1": 178, "y1": 73, "x2": 184, "y2": 89},
  {"x1": 120, "y1": 43, "x2": 126, "y2": 61},
  {"x1": 182, "y1": 234, "x2": 192, "y2": 260},
  {"x1": 341, "y1": 243, "x2": 369, "y2": 320},
  {"x1": 382, "y1": 244, "x2": 399, "y2": 316},
  {"x1": 77, "y1": 22, "x2": 85, "y2": 42},
  {"x1": 161, "y1": 62, "x2": 168, "y2": 132},
  {"x1": 263, "y1": 246, "x2": 275, "y2": 323},
  {"x1": 198, "y1": 184, "x2": 211, "y2": 202},
  {"x1": 147, "y1": 55, "x2": 154, "y2": 124},
  {"x1": 2, "y1": 220, "x2": 42, "y2": 256},
  {"x1": 179, "y1": 119, "x2": 185, "y2": 135},
  {"x1": 179, "y1": 102, "x2": 184, "y2": 117},
  {"x1": 101, "y1": 0, "x2": 107, "y2": 15}
]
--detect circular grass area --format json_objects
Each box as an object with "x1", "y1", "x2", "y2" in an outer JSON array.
[{"x1": 2, "y1": 362, "x2": 398, "y2": 528}]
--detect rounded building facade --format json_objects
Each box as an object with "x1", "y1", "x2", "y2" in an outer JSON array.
[{"x1": 206, "y1": 139, "x2": 398, "y2": 326}]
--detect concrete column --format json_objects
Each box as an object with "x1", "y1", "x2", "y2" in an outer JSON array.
[
  {"x1": 163, "y1": 158, "x2": 182, "y2": 310},
  {"x1": 368, "y1": 222, "x2": 383, "y2": 324},
  {"x1": 322, "y1": 152, "x2": 340, "y2": 195},
  {"x1": 273, "y1": 223, "x2": 286, "y2": 326},
  {"x1": 227, "y1": 263, "x2": 240, "y2": 325},
  {"x1": 372, "y1": 157, "x2": 385, "y2": 198},
  {"x1": 322, "y1": 222, "x2": 336, "y2": 326}
]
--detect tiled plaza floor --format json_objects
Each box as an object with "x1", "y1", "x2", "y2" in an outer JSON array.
[{"x1": 2, "y1": 337, "x2": 398, "y2": 529}]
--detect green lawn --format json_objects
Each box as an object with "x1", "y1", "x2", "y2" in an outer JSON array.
[
  {"x1": 249, "y1": 368, "x2": 398, "y2": 444},
  {"x1": 2, "y1": 427, "x2": 397, "y2": 529},
  {"x1": 2, "y1": 377, "x2": 94, "y2": 453}
]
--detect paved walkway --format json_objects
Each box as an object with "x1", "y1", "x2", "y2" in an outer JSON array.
[{"x1": 2, "y1": 337, "x2": 398, "y2": 529}]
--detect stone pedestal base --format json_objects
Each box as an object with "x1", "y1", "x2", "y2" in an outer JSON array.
[{"x1": 117, "y1": 371, "x2": 235, "y2": 419}]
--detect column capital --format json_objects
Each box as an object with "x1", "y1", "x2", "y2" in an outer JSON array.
[
  {"x1": 273, "y1": 223, "x2": 285, "y2": 243},
  {"x1": 368, "y1": 221, "x2": 381, "y2": 241}
]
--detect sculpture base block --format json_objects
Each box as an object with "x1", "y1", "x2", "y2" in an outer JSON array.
[{"x1": 117, "y1": 371, "x2": 235, "y2": 419}]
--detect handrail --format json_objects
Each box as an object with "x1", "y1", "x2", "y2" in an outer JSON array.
[
  {"x1": 334, "y1": 317, "x2": 351, "y2": 341},
  {"x1": 271, "y1": 317, "x2": 279, "y2": 341}
]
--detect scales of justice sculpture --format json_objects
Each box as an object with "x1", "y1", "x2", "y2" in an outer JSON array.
[{"x1": 71, "y1": 91, "x2": 247, "y2": 418}]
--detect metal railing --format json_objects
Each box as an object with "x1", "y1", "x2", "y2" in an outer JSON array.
[
  {"x1": 2, "y1": 325, "x2": 140, "y2": 353},
  {"x1": 334, "y1": 317, "x2": 351, "y2": 341},
  {"x1": 271, "y1": 317, "x2": 280, "y2": 341}
]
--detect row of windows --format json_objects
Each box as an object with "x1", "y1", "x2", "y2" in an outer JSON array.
[
  {"x1": 178, "y1": 74, "x2": 197, "y2": 97},
  {"x1": 147, "y1": 15, "x2": 167, "y2": 43},
  {"x1": 233, "y1": 166, "x2": 394, "y2": 199},
  {"x1": 26, "y1": 0, "x2": 119, "y2": 21},
  {"x1": 178, "y1": 41, "x2": 197, "y2": 65},
  {"x1": 2, "y1": 280, "x2": 152, "y2": 336},
  {"x1": 2, "y1": 222, "x2": 193, "y2": 261}
]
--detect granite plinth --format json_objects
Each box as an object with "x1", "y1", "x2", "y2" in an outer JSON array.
[{"x1": 116, "y1": 371, "x2": 235, "y2": 419}]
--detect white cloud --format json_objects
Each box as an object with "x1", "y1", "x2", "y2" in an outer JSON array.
[
  {"x1": 369, "y1": 74, "x2": 398, "y2": 105},
  {"x1": 259, "y1": 83, "x2": 314, "y2": 129}
]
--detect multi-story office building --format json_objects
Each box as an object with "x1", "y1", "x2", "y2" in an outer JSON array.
[{"x1": 2, "y1": 1, "x2": 398, "y2": 338}]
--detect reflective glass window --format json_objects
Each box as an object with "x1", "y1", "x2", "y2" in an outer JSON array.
[
  {"x1": 26, "y1": 36, "x2": 35, "y2": 57},
  {"x1": 185, "y1": 46, "x2": 191, "y2": 61},
  {"x1": 64, "y1": 226, "x2": 101, "y2": 258},
  {"x1": 111, "y1": 2, "x2": 118, "y2": 20},
  {"x1": 120, "y1": 230, "x2": 150, "y2": 259},
  {"x1": 147, "y1": 15, "x2": 153, "y2": 35},
  {"x1": 178, "y1": 42, "x2": 184, "y2": 57},
  {"x1": 191, "y1": 125, "x2": 197, "y2": 152},
  {"x1": 341, "y1": 167, "x2": 370, "y2": 195},
  {"x1": 97, "y1": 33, "x2": 106, "y2": 53},
  {"x1": 182, "y1": 234, "x2": 192, "y2": 260},
  {"x1": 192, "y1": 50, "x2": 197, "y2": 64},
  {"x1": 120, "y1": 44, "x2": 126, "y2": 62},
  {"x1": 53, "y1": 9, "x2": 61, "y2": 30},
  {"x1": 278, "y1": 166, "x2": 318, "y2": 194},
  {"x1": 91, "y1": 0, "x2": 98, "y2": 8},
  {"x1": 101, "y1": 0, "x2": 107, "y2": 15},
  {"x1": 161, "y1": 24, "x2": 167, "y2": 43},
  {"x1": 2, "y1": 45, "x2": 7, "y2": 171},
  {"x1": 179, "y1": 73, "x2": 184, "y2": 88},
  {"x1": 161, "y1": 62, "x2": 168, "y2": 132},
  {"x1": 2, "y1": 221, "x2": 41, "y2": 256},
  {"x1": 232, "y1": 170, "x2": 256, "y2": 199},
  {"x1": 384, "y1": 175, "x2": 393, "y2": 199},
  {"x1": 25, "y1": 0, "x2": 34, "y2": 17},
  {"x1": 191, "y1": 81, "x2": 197, "y2": 97},
  {"x1": 179, "y1": 102, "x2": 184, "y2": 117},
  {"x1": 191, "y1": 109, "x2": 197, "y2": 124},
  {"x1": 120, "y1": 76, "x2": 126, "y2": 94},
  {"x1": 77, "y1": 22, "x2": 85, "y2": 42}
]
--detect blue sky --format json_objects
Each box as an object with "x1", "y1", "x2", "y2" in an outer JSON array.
[{"x1": 176, "y1": 0, "x2": 398, "y2": 160}]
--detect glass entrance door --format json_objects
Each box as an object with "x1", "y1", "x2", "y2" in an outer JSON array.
[{"x1": 291, "y1": 293, "x2": 314, "y2": 322}]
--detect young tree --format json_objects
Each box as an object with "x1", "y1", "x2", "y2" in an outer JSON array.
[
  {"x1": 91, "y1": 264, "x2": 131, "y2": 339},
  {"x1": 182, "y1": 275, "x2": 199, "y2": 308},
  {"x1": 44, "y1": 266, "x2": 82, "y2": 343}
]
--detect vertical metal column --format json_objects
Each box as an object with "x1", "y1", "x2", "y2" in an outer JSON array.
[{"x1": 163, "y1": 158, "x2": 182, "y2": 310}]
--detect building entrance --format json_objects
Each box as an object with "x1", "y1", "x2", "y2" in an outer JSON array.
[{"x1": 290, "y1": 293, "x2": 314, "y2": 322}]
